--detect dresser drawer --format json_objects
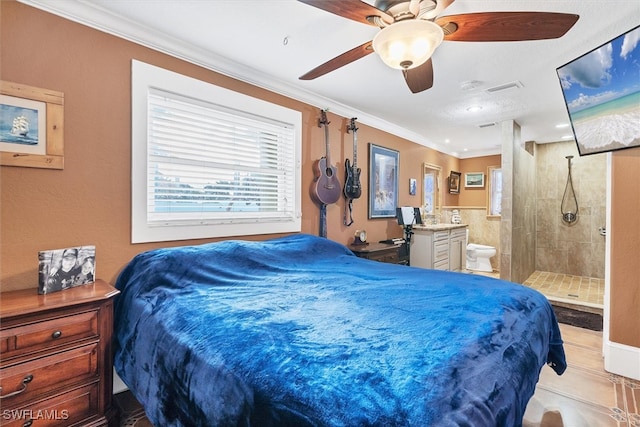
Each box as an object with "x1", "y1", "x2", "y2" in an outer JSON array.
[
  {"x1": 0, "y1": 343, "x2": 98, "y2": 408},
  {"x1": 0, "y1": 382, "x2": 100, "y2": 427},
  {"x1": 0, "y1": 310, "x2": 98, "y2": 359}
]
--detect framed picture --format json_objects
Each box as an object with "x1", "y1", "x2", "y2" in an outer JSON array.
[
  {"x1": 368, "y1": 143, "x2": 399, "y2": 218},
  {"x1": 0, "y1": 81, "x2": 64, "y2": 169},
  {"x1": 449, "y1": 171, "x2": 461, "y2": 194},
  {"x1": 38, "y1": 245, "x2": 96, "y2": 294},
  {"x1": 464, "y1": 172, "x2": 485, "y2": 188},
  {"x1": 409, "y1": 178, "x2": 417, "y2": 195}
]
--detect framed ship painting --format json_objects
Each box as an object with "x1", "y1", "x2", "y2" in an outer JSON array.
[
  {"x1": 0, "y1": 80, "x2": 64, "y2": 169},
  {"x1": 38, "y1": 245, "x2": 96, "y2": 294},
  {"x1": 0, "y1": 94, "x2": 46, "y2": 155}
]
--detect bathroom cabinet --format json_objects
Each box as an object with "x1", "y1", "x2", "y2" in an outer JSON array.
[{"x1": 410, "y1": 225, "x2": 468, "y2": 272}]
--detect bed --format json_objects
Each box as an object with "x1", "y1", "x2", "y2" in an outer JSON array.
[{"x1": 113, "y1": 233, "x2": 566, "y2": 426}]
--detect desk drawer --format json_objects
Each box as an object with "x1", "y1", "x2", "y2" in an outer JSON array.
[
  {"x1": 0, "y1": 343, "x2": 98, "y2": 408},
  {"x1": 1, "y1": 311, "x2": 98, "y2": 358}
]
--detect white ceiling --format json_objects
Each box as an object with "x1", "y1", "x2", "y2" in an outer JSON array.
[{"x1": 21, "y1": 0, "x2": 640, "y2": 158}]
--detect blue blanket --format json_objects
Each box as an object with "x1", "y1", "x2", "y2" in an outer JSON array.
[{"x1": 113, "y1": 233, "x2": 565, "y2": 426}]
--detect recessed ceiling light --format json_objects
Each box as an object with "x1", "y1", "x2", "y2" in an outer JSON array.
[
  {"x1": 556, "y1": 123, "x2": 569, "y2": 128},
  {"x1": 466, "y1": 105, "x2": 483, "y2": 112},
  {"x1": 561, "y1": 135, "x2": 574, "y2": 140},
  {"x1": 444, "y1": 139, "x2": 450, "y2": 144}
]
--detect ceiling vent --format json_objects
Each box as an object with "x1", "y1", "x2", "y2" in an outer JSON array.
[
  {"x1": 478, "y1": 122, "x2": 496, "y2": 128},
  {"x1": 485, "y1": 81, "x2": 523, "y2": 94}
]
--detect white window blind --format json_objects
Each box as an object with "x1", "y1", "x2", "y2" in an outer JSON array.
[{"x1": 132, "y1": 60, "x2": 301, "y2": 243}]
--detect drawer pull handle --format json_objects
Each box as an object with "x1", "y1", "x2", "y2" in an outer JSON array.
[
  {"x1": 52, "y1": 330, "x2": 62, "y2": 339},
  {"x1": 0, "y1": 374, "x2": 34, "y2": 399}
]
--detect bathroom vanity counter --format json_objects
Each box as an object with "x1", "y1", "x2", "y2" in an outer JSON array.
[
  {"x1": 414, "y1": 224, "x2": 468, "y2": 231},
  {"x1": 411, "y1": 225, "x2": 468, "y2": 272}
]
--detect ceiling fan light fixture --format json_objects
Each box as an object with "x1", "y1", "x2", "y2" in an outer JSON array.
[{"x1": 372, "y1": 20, "x2": 444, "y2": 70}]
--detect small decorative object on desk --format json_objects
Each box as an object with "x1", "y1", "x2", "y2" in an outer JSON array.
[
  {"x1": 38, "y1": 245, "x2": 96, "y2": 294},
  {"x1": 353, "y1": 229, "x2": 368, "y2": 246},
  {"x1": 451, "y1": 209, "x2": 462, "y2": 224}
]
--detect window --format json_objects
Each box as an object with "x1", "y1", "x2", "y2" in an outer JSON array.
[
  {"x1": 487, "y1": 166, "x2": 502, "y2": 217},
  {"x1": 132, "y1": 60, "x2": 301, "y2": 243}
]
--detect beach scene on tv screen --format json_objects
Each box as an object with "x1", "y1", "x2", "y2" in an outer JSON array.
[{"x1": 557, "y1": 26, "x2": 640, "y2": 155}]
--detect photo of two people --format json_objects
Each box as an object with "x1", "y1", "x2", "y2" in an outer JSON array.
[{"x1": 38, "y1": 245, "x2": 96, "y2": 294}]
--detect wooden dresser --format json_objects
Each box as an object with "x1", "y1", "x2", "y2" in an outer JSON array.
[{"x1": 0, "y1": 280, "x2": 119, "y2": 427}]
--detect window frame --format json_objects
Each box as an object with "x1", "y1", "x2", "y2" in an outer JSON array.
[
  {"x1": 486, "y1": 165, "x2": 502, "y2": 218},
  {"x1": 131, "y1": 60, "x2": 301, "y2": 243}
]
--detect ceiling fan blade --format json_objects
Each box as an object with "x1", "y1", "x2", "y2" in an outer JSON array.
[
  {"x1": 436, "y1": 12, "x2": 579, "y2": 42},
  {"x1": 297, "y1": 0, "x2": 393, "y2": 26},
  {"x1": 300, "y1": 41, "x2": 374, "y2": 80},
  {"x1": 403, "y1": 59, "x2": 434, "y2": 93}
]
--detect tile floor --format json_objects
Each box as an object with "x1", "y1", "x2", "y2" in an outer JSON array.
[{"x1": 523, "y1": 270, "x2": 604, "y2": 311}]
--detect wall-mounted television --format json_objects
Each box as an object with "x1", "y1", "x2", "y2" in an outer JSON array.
[{"x1": 556, "y1": 25, "x2": 640, "y2": 156}]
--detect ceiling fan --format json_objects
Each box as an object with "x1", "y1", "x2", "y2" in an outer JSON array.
[{"x1": 298, "y1": 0, "x2": 579, "y2": 93}]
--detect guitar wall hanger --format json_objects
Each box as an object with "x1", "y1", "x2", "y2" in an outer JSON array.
[
  {"x1": 310, "y1": 109, "x2": 342, "y2": 237},
  {"x1": 343, "y1": 117, "x2": 362, "y2": 227}
]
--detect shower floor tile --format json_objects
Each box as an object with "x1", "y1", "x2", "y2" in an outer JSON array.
[{"x1": 523, "y1": 271, "x2": 604, "y2": 310}]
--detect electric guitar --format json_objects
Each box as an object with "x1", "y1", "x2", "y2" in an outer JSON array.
[
  {"x1": 344, "y1": 117, "x2": 362, "y2": 200},
  {"x1": 310, "y1": 110, "x2": 341, "y2": 206}
]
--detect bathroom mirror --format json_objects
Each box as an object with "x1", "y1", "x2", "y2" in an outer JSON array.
[{"x1": 422, "y1": 163, "x2": 442, "y2": 220}]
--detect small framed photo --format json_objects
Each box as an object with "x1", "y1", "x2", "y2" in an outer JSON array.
[
  {"x1": 449, "y1": 171, "x2": 461, "y2": 194},
  {"x1": 38, "y1": 245, "x2": 96, "y2": 294},
  {"x1": 409, "y1": 178, "x2": 417, "y2": 195},
  {"x1": 465, "y1": 172, "x2": 485, "y2": 188}
]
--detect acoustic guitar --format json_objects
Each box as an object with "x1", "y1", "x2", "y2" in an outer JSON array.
[
  {"x1": 310, "y1": 110, "x2": 341, "y2": 206},
  {"x1": 344, "y1": 117, "x2": 362, "y2": 200}
]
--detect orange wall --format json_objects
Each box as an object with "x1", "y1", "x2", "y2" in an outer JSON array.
[
  {"x1": 457, "y1": 155, "x2": 501, "y2": 207},
  {"x1": 0, "y1": 1, "x2": 458, "y2": 291}
]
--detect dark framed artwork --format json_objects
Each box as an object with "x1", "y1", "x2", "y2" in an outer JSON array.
[
  {"x1": 449, "y1": 171, "x2": 461, "y2": 194},
  {"x1": 368, "y1": 143, "x2": 399, "y2": 218}
]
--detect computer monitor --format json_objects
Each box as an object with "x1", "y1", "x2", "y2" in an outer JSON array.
[{"x1": 396, "y1": 207, "x2": 422, "y2": 225}]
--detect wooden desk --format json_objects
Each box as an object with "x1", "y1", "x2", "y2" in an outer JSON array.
[{"x1": 349, "y1": 242, "x2": 408, "y2": 265}]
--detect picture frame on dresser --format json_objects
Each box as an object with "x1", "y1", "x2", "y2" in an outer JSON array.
[
  {"x1": 368, "y1": 143, "x2": 399, "y2": 219},
  {"x1": 38, "y1": 245, "x2": 96, "y2": 294}
]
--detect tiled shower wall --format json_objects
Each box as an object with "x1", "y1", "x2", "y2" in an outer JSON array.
[{"x1": 535, "y1": 142, "x2": 606, "y2": 278}]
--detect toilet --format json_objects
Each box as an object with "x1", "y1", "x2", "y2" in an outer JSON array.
[{"x1": 466, "y1": 230, "x2": 496, "y2": 272}]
